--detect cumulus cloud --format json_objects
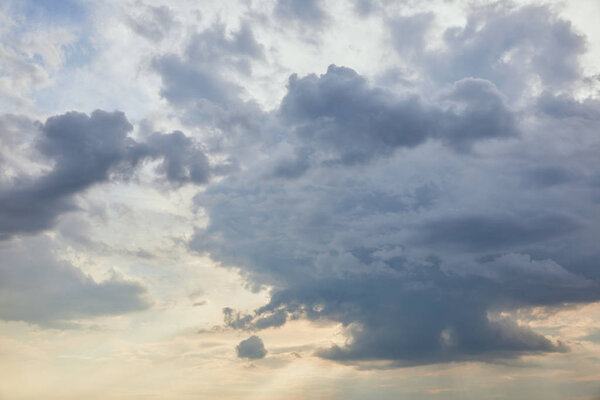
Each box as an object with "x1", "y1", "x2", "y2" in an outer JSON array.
[
  {"x1": 181, "y1": 3, "x2": 600, "y2": 367},
  {"x1": 192, "y1": 134, "x2": 599, "y2": 365},
  {"x1": 236, "y1": 335, "x2": 267, "y2": 360},
  {"x1": 279, "y1": 67, "x2": 517, "y2": 165},
  {"x1": 0, "y1": 110, "x2": 211, "y2": 239}
]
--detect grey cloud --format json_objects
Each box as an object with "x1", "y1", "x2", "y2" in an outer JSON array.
[
  {"x1": 128, "y1": 5, "x2": 176, "y2": 41},
  {"x1": 190, "y1": 101, "x2": 599, "y2": 366},
  {"x1": 274, "y1": 0, "x2": 326, "y2": 27},
  {"x1": 0, "y1": 236, "x2": 151, "y2": 327},
  {"x1": 353, "y1": 0, "x2": 384, "y2": 16},
  {"x1": 152, "y1": 22, "x2": 264, "y2": 127},
  {"x1": 390, "y1": 13, "x2": 433, "y2": 57},
  {"x1": 153, "y1": 30, "x2": 518, "y2": 173},
  {"x1": 186, "y1": 22, "x2": 263, "y2": 73},
  {"x1": 148, "y1": 2, "x2": 599, "y2": 368},
  {"x1": 236, "y1": 335, "x2": 267, "y2": 359},
  {"x1": 153, "y1": 55, "x2": 240, "y2": 107},
  {"x1": 523, "y1": 166, "x2": 580, "y2": 188},
  {"x1": 278, "y1": 66, "x2": 517, "y2": 166},
  {"x1": 439, "y1": 78, "x2": 518, "y2": 151},
  {"x1": 146, "y1": 131, "x2": 210, "y2": 185},
  {"x1": 390, "y1": 4, "x2": 586, "y2": 97},
  {"x1": 413, "y1": 212, "x2": 580, "y2": 252},
  {"x1": 353, "y1": 0, "x2": 374, "y2": 16},
  {"x1": 279, "y1": 65, "x2": 436, "y2": 164},
  {"x1": 0, "y1": 110, "x2": 141, "y2": 239},
  {"x1": 224, "y1": 266, "x2": 580, "y2": 366},
  {"x1": 271, "y1": 147, "x2": 312, "y2": 179},
  {"x1": 0, "y1": 110, "x2": 211, "y2": 239},
  {"x1": 537, "y1": 92, "x2": 600, "y2": 120}
]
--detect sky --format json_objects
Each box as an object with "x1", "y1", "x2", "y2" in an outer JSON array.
[{"x1": 1, "y1": 0, "x2": 600, "y2": 399}]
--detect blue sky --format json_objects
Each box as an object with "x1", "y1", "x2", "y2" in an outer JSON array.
[{"x1": 1, "y1": 0, "x2": 600, "y2": 399}]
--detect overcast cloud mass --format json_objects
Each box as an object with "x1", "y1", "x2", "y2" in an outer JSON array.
[{"x1": 1, "y1": 0, "x2": 600, "y2": 399}]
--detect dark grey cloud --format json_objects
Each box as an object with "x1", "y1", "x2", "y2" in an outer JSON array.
[
  {"x1": 0, "y1": 236, "x2": 151, "y2": 327},
  {"x1": 236, "y1": 335, "x2": 267, "y2": 359},
  {"x1": 523, "y1": 166, "x2": 581, "y2": 188},
  {"x1": 188, "y1": 48, "x2": 600, "y2": 366},
  {"x1": 278, "y1": 66, "x2": 517, "y2": 167},
  {"x1": 222, "y1": 258, "x2": 591, "y2": 366},
  {"x1": 0, "y1": 110, "x2": 211, "y2": 239},
  {"x1": 279, "y1": 65, "x2": 437, "y2": 164},
  {"x1": 438, "y1": 78, "x2": 518, "y2": 151},
  {"x1": 146, "y1": 131, "x2": 210, "y2": 185},
  {"x1": 0, "y1": 110, "x2": 141, "y2": 239},
  {"x1": 192, "y1": 132, "x2": 600, "y2": 365},
  {"x1": 413, "y1": 212, "x2": 581, "y2": 252}
]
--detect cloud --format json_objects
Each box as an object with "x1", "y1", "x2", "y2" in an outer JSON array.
[
  {"x1": 236, "y1": 335, "x2": 267, "y2": 360},
  {"x1": 145, "y1": 131, "x2": 211, "y2": 185},
  {"x1": 152, "y1": 22, "x2": 264, "y2": 128},
  {"x1": 127, "y1": 5, "x2": 176, "y2": 42},
  {"x1": 185, "y1": 22, "x2": 264, "y2": 71},
  {"x1": 274, "y1": 0, "x2": 327, "y2": 27},
  {"x1": 0, "y1": 110, "x2": 211, "y2": 239},
  {"x1": 537, "y1": 92, "x2": 600, "y2": 120},
  {"x1": 153, "y1": 54, "x2": 241, "y2": 108},
  {"x1": 413, "y1": 212, "x2": 581, "y2": 252},
  {"x1": 0, "y1": 110, "x2": 141, "y2": 239},
  {"x1": 2, "y1": 0, "x2": 597, "y2": 371},
  {"x1": 189, "y1": 43, "x2": 599, "y2": 366},
  {"x1": 0, "y1": 236, "x2": 151, "y2": 327},
  {"x1": 390, "y1": 4, "x2": 586, "y2": 97},
  {"x1": 276, "y1": 66, "x2": 517, "y2": 168},
  {"x1": 192, "y1": 136, "x2": 600, "y2": 365}
]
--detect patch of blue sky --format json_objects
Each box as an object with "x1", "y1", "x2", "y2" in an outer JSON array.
[
  {"x1": 6, "y1": 0, "x2": 96, "y2": 68},
  {"x1": 63, "y1": 33, "x2": 95, "y2": 68},
  {"x1": 15, "y1": 0, "x2": 89, "y2": 25}
]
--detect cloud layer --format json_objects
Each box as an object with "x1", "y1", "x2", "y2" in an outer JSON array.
[
  {"x1": 1, "y1": 0, "x2": 599, "y2": 373},
  {"x1": 0, "y1": 236, "x2": 151, "y2": 327}
]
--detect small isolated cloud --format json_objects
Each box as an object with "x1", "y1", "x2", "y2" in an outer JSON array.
[{"x1": 236, "y1": 335, "x2": 267, "y2": 360}]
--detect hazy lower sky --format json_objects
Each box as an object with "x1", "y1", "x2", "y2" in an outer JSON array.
[{"x1": 1, "y1": 0, "x2": 600, "y2": 399}]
